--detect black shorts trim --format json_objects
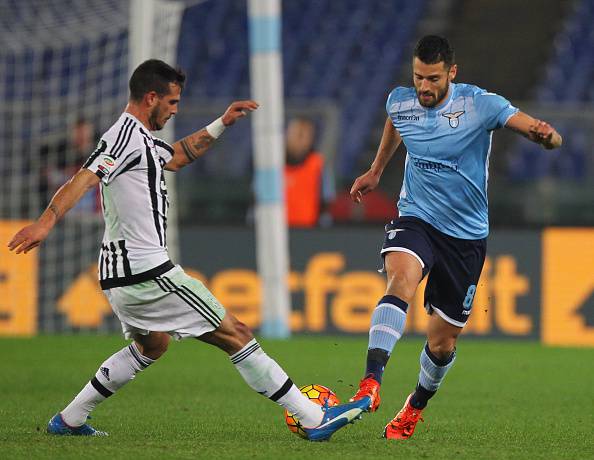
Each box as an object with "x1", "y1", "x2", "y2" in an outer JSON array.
[
  {"x1": 426, "y1": 303, "x2": 467, "y2": 328},
  {"x1": 100, "y1": 260, "x2": 174, "y2": 289},
  {"x1": 153, "y1": 275, "x2": 222, "y2": 329}
]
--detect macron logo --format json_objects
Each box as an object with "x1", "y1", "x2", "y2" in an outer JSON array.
[{"x1": 397, "y1": 113, "x2": 420, "y2": 121}]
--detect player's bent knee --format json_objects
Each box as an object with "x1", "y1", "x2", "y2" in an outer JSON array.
[
  {"x1": 386, "y1": 271, "x2": 418, "y2": 303},
  {"x1": 135, "y1": 333, "x2": 170, "y2": 360},
  {"x1": 385, "y1": 266, "x2": 422, "y2": 304},
  {"x1": 141, "y1": 343, "x2": 169, "y2": 360},
  {"x1": 221, "y1": 319, "x2": 254, "y2": 354},
  {"x1": 200, "y1": 314, "x2": 254, "y2": 354},
  {"x1": 233, "y1": 319, "x2": 254, "y2": 346},
  {"x1": 427, "y1": 339, "x2": 456, "y2": 361}
]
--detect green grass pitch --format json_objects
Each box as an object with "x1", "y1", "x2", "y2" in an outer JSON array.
[{"x1": 1, "y1": 336, "x2": 593, "y2": 459}]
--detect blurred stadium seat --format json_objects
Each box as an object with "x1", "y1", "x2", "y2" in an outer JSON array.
[
  {"x1": 508, "y1": 0, "x2": 593, "y2": 181},
  {"x1": 175, "y1": 0, "x2": 425, "y2": 180},
  {"x1": 3, "y1": 0, "x2": 591, "y2": 229}
]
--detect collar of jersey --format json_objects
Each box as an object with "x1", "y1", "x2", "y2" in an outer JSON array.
[
  {"x1": 123, "y1": 111, "x2": 147, "y2": 129},
  {"x1": 426, "y1": 82, "x2": 456, "y2": 112}
]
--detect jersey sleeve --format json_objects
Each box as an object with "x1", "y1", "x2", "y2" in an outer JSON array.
[
  {"x1": 474, "y1": 91, "x2": 519, "y2": 130},
  {"x1": 386, "y1": 89, "x2": 396, "y2": 114},
  {"x1": 152, "y1": 137, "x2": 175, "y2": 162},
  {"x1": 83, "y1": 134, "x2": 142, "y2": 184},
  {"x1": 386, "y1": 87, "x2": 407, "y2": 115}
]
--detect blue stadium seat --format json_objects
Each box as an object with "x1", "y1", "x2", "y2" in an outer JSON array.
[
  {"x1": 512, "y1": 0, "x2": 593, "y2": 180},
  {"x1": 175, "y1": 0, "x2": 426, "y2": 179}
]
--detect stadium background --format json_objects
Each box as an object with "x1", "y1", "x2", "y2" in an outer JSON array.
[
  {"x1": 0, "y1": 0, "x2": 593, "y2": 347},
  {"x1": 1, "y1": 2, "x2": 593, "y2": 459}
]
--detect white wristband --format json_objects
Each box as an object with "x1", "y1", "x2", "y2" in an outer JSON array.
[{"x1": 205, "y1": 117, "x2": 226, "y2": 139}]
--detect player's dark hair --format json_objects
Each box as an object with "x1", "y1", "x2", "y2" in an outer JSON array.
[
  {"x1": 129, "y1": 59, "x2": 186, "y2": 101},
  {"x1": 413, "y1": 35, "x2": 455, "y2": 67}
]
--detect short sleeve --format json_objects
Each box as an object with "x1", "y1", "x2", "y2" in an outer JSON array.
[
  {"x1": 386, "y1": 90, "x2": 395, "y2": 114},
  {"x1": 152, "y1": 137, "x2": 174, "y2": 162},
  {"x1": 386, "y1": 86, "x2": 406, "y2": 115},
  {"x1": 474, "y1": 91, "x2": 519, "y2": 131},
  {"x1": 83, "y1": 137, "x2": 141, "y2": 184}
]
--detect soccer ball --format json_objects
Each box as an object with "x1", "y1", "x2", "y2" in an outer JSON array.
[{"x1": 284, "y1": 384, "x2": 340, "y2": 438}]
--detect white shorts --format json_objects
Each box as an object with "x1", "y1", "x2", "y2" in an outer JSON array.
[{"x1": 103, "y1": 265, "x2": 226, "y2": 340}]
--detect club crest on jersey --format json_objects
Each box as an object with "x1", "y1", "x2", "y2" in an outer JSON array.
[
  {"x1": 387, "y1": 229, "x2": 405, "y2": 239},
  {"x1": 442, "y1": 110, "x2": 465, "y2": 128}
]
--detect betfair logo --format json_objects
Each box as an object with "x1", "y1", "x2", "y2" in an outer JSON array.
[{"x1": 542, "y1": 229, "x2": 594, "y2": 346}]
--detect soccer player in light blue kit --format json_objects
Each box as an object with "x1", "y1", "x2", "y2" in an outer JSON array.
[{"x1": 348, "y1": 36, "x2": 562, "y2": 439}]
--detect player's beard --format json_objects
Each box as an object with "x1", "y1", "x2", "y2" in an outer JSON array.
[
  {"x1": 417, "y1": 81, "x2": 449, "y2": 108},
  {"x1": 149, "y1": 105, "x2": 165, "y2": 131}
]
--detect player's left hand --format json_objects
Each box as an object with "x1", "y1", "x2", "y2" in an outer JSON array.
[{"x1": 221, "y1": 100, "x2": 259, "y2": 126}]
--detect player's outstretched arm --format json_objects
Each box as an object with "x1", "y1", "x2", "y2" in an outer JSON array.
[
  {"x1": 350, "y1": 117, "x2": 402, "y2": 203},
  {"x1": 7, "y1": 169, "x2": 100, "y2": 254},
  {"x1": 505, "y1": 111, "x2": 562, "y2": 150},
  {"x1": 166, "y1": 100, "x2": 259, "y2": 171}
]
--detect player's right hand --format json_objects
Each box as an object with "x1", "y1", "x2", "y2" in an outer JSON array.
[
  {"x1": 350, "y1": 170, "x2": 380, "y2": 203},
  {"x1": 7, "y1": 222, "x2": 50, "y2": 254}
]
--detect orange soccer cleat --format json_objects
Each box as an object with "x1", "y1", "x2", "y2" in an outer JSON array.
[
  {"x1": 349, "y1": 375, "x2": 381, "y2": 412},
  {"x1": 383, "y1": 394, "x2": 424, "y2": 440}
]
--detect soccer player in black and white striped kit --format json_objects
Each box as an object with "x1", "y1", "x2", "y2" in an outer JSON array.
[{"x1": 8, "y1": 60, "x2": 370, "y2": 441}]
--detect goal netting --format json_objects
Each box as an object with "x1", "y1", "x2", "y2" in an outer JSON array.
[{"x1": 0, "y1": 0, "x2": 188, "y2": 334}]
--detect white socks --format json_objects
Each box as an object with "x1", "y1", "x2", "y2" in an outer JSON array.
[
  {"x1": 60, "y1": 339, "x2": 324, "y2": 429},
  {"x1": 230, "y1": 339, "x2": 323, "y2": 428},
  {"x1": 61, "y1": 343, "x2": 154, "y2": 427}
]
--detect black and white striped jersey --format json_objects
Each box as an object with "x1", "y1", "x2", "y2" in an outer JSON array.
[{"x1": 84, "y1": 112, "x2": 175, "y2": 289}]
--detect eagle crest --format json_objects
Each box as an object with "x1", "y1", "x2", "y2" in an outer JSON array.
[{"x1": 442, "y1": 111, "x2": 465, "y2": 128}]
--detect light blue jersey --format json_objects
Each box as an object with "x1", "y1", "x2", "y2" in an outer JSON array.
[{"x1": 387, "y1": 82, "x2": 518, "y2": 239}]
